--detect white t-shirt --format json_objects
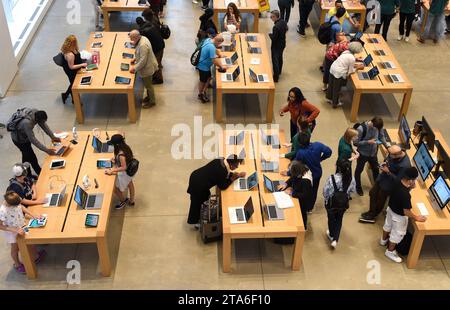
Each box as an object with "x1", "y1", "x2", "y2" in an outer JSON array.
[
  {"x1": 330, "y1": 50, "x2": 356, "y2": 79},
  {"x1": 0, "y1": 203, "x2": 25, "y2": 229}
]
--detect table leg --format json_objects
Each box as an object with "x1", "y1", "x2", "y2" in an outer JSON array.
[
  {"x1": 420, "y1": 8, "x2": 428, "y2": 34},
  {"x1": 406, "y1": 230, "x2": 425, "y2": 269},
  {"x1": 253, "y1": 11, "x2": 259, "y2": 33},
  {"x1": 291, "y1": 232, "x2": 305, "y2": 271},
  {"x1": 223, "y1": 233, "x2": 232, "y2": 273},
  {"x1": 102, "y1": 8, "x2": 110, "y2": 31},
  {"x1": 17, "y1": 238, "x2": 37, "y2": 279},
  {"x1": 350, "y1": 89, "x2": 362, "y2": 122},
  {"x1": 97, "y1": 236, "x2": 112, "y2": 277},
  {"x1": 266, "y1": 89, "x2": 275, "y2": 123},
  {"x1": 127, "y1": 90, "x2": 137, "y2": 123},
  {"x1": 72, "y1": 90, "x2": 85, "y2": 124},
  {"x1": 216, "y1": 88, "x2": 223, "y2": 123},
  {"x1": 359, "y1": 10, "x2": 366, "y2": 31},
  {"x1": 398, "y1": 89, "x2": 413, "y2": 121}
]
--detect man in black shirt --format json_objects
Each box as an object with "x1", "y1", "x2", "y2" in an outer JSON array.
[
  {"x1": 187, "y1": 155, "x2": 245, "y2": 227},
  {"x1": 269, "y1": 10, "x2": 288, "y2": 82},
  {"x1": 380, "y1": 167, "x2": 426, "y2": 263},
  {"x1": 7, "y1": 163, "x2": 46, "y2": 207}
]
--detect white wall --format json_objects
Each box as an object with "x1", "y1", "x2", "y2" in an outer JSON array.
[{"x1": 0, "y1": 0, "x2": 18, "y2": 98}]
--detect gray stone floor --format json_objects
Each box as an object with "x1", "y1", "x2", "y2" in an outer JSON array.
[{"x1": 0, "y1": 0, "x2": 449, "y2": 289}]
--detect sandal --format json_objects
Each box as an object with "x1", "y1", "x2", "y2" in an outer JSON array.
[{"x1": 14, "y1": 263, "x2": 26, "y2": 274}]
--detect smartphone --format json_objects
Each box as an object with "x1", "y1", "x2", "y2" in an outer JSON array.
[
  {"x1": 120, "y1": 63, "x2": 130, "y2": 71},
  {"x1": 97, "y1": 159, "x2": 113, "y2": 169},
  {"x1": 80, "y1": 76, "x2": 92, "y2": 85},
  {"x1": 115, "y1": 76, "x2": 131, "y2": 85},
  {"x1": 50, "y1": 159, "x2": 66, "y2": 169},
  {"x1": 122, "y1": 52, "x2": 134, "y2": 59}
]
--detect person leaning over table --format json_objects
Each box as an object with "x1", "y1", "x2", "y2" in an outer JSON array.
[
  {"x1": 129, "y1": 29, "x2": 159, "y2": 109},
  {"x1": 380, "y1": 167, "x2": 427, "y2": 263},
  {"x1": 322, "y1": 32, "x2": 349, "y2": 92},
  {"x1": 187, "y1": 155, "x2": 245, "y2": 228},
  {"x1": 397, "y1": 0, "x2": 418, "y2": 42},
  {"x1": 325, "y1": 41, "x2": 364, "y2": 108},
  {"x1": 374, "y1": 0, "x2": 400, "y2": 41},
  {"x1": 417, "y1": 0, "x2": 449, "y2": 43},
  {"x1": 6, "y1": 163, "x2": 46, "y2": 207},
  {"x1": 60, "y1": 35, "x2": 87, "y2": 104},
  {"x1": 281, "y1": 119, "x2": 312, "y2": 160},
  {"x1": 328, "y1": 0, "x2": 360, "y2": 29}
]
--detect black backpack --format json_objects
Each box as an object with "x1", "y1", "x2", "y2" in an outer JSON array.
[
  {"x1": 190, "y1": 45, "x2": 202, "y2": 66},
  {"x1": 6, "y1": 108, "x2": 28, "y2": 132},
  {"x1": 160, "y1": 23, "x2": 171, "y2": 40},
  {"x1": 126, "y1": 158, "x2": 139, "y2": 177},
  {"x1": 327, "y1": 175, "x2": 350, "y2": 211},
  {"x1": 353, "y1": 122, "x2": 368, "y2": 140},
  {"x1": 317, "y1": 20, "x2": 340, "y2": 45}
]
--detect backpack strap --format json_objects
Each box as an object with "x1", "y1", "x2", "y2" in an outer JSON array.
[
  {"x1": 9, "y1": 179, "x2": 25, "y2": 191},
  {"x1": 331, "y1": 175, "x2": 339, "y2": 192}
]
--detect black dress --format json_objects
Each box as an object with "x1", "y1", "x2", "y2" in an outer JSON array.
[{"x1": 62, "y1": 52, "x2": 83, "y2": 101}]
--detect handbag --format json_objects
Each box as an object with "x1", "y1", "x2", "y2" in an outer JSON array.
[{"x1": 53, "y1": 53, "x2": 65, "y2": 67}]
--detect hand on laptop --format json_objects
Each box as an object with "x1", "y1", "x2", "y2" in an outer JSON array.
[
  {"x1": 36, "y1": 197, "x2": 47, "y2": 205},
  {"x1": 47, "y1": 149, "x2": 57, "y2": 156},
  {"x1": 237, "y1": 172, "x2": 246, "y2": 178},
  {"x1": 131, "y1": 59, "x2": 136, "y2": 64},
  {"x1": 355, "y1": 63, "x2": 364, "y2": 70},
  {"x1": 52, "y1": 137, "x2": 62, "y2": 143}
]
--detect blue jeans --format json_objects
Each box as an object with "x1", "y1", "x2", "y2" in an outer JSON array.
[
  {"x1": 422, "y1": 12, "x2": 446, "y2": 40},
  {"x1": 326, "y1": 206, "x2": 345, "y2": 242}
]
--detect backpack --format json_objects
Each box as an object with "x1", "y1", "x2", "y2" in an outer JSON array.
[
  {"x1": 317, "y1": 20, "x2": 340, "y2": 45},
  {"x1": 6, "y1": 108, "x2": 29, "y2": 132},
  {"x1": 327, "y1": 175, "x2": 350, "y2": 211},
  {"x1": 126, "y1": 158, "x2": 139, "y2": 177},
  {"x1": 353, "y1": 122, "x2": 368, "y2": 141},
  {"x1": 53, "y1": 53, "x2": 65, "y2": 67},
  {"x1": 160, "y1": 23, "x2": 171, "y2": 40},
  {"x1": 190, "y1": 45, "x2": 202, "y2": 66}
]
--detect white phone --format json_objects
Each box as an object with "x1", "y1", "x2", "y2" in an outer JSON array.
[{"x1": 50, "y1": 159, "x2": 66, "y2": 169}]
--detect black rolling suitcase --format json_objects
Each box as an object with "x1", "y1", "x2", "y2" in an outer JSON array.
[{"x1": 200, "y1": 195, "x2": 222, "y2": 243}]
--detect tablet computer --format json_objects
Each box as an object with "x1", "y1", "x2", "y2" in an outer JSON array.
[
  {"x1": 85, "y1": 213, "x2": 99, "y2": 227},
  {"x1": 115, "y1": 76, "x2": 131, "y2": 85},
  {"x1": 124, "y1": 42, "x2": 135, "y2": 49},
  {"x1": 97, "y1": 159, "x2": 113, "y2": 169},
  {"x1": 122, "y1": 52, "x2": 134, "y2": 59},
  {"x1": 28, "y1": 216, "x2": 47, "y2": 228},
  {"x1": 94, "y1": 33, "x2": 103, "y2": 38},
  {"x1": 80, "y1": 76, "x2": 92, "y2": 85},
  {"x1": 50, "y1": 159, "x2": 66, "y2": 169},
  {"x1": 120, "y1": 63, "x2": 130, "y2": 71}
]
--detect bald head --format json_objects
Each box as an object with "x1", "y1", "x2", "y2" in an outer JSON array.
[
  {"x1": 212, "y1": 33, "x2": 224, "y2": 47},
  {"x1": 388, "y1": 144, "x2": 405, "y2": 160},
  {"x1": 129, "y1": 29, "x2": 141, "y2": 44}
]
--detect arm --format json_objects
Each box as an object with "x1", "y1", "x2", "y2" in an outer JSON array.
[
  {"x1": 320, "y1": 144, "x2": 332, "y2": 161},
  {"x1": 279, "y1": 103, "x2": 290, "y2": 116},
  {"x1": 23, "y1": 122, "x2": 52, "y2": 154},
  {"x1": 38, "y1": 121, "x2": 57, "y2": 141},
  {"x1": 270, "y1": 26, "x2": 280, "y2": 42},
  {"x1": 378, "y1": 128, "x2": 389, "y2": 147},
  {"x1": 404, "y1": 208, "x2": 427, "y2": 222},
  {"x1": 21, "y1": 205, "x2": 38, "y2": 219},
  {"x1": 64, "y1": 53, "x2": 86, "y2": 70},
  {"x1": 107, "y1": 155, "x2": 127, "y2": 175},
  {"x1": 303, "y1": 101, "x2": 320, "y2": 123},
  {"x1": 292, "y1": 178, "x2": 312, "y2": 200},
  {"x1": 0, "y1": 223, "x2": 24, "y2": 235},
  {"x1": 353, "y1": 125, "x2": 369, "y2": 147},
  {"x1": 134, "y1": 45, "x2": 150, "y2": 72}
]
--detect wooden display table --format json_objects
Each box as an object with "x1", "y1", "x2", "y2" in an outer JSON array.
[
  {"x1": 214, "y1": 0, "x2": 260, "y2": 33},
  {"x1": 319, "y1": 0, "x2": 366, "y2": 31},
  {"x1": 101, "y1": 0, "x2": 148, "y2": 32}
]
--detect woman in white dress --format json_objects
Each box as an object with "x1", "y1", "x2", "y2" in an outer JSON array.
[{"x1": 223, "y1": 2, "x2": 242, "y2": 32}]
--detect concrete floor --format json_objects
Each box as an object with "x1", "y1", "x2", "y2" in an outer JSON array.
[{"x1": 0, "y1": 0, "x2": 449, "y2": 289}]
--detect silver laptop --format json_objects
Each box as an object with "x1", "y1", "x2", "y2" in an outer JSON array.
[
  {"x1": 228, "y1": 196, "x2": 255, "y2": 224},
  {"x1": 245, "y1": 34, "x2": 257, "y2": 42},
  {"x1": 249, "y1": 68, "x2": 269, "y2": 82},
  {"x1": 238, "y1": 148, "x2": 246, "y2": 162},
  {"x1": 234, "y1": 171, "x2": 258, "y2": 191},
  {"x1": 263, "y1": 174, "x2": 285, "y2": 192},
  {"x1": 247, "y1": 40, "x2": 262, "y2": 53},
  {"x1": 228, "y1": 131, "x2": 244, "y2": 145},
  {"x1": 358, "y1": 66, "x2": 379, "y2": 80},
  {"x1": 44, "y1": 185, "x2": 66, "y2": 207},
  {"x1": 374, "y1": 49, "x2": 387, "y2": 56},
  {"x1": 262, "y1": 196, "x2": 284, "y2": 220},
  {"x1": 54, "y1": 143, "x2": 70, "y2": 157},
  {"x1": 388, "y1": 73, "x2": 404, "y2": 83},
  {"x1": 92, "y1": 136, "x2": 114, "y2": 153},
  {"x1": 381, "y1": 61, "x2": 396, "y2": 69},
  {"x1": 261, "y1": 155, "x2": 279, "y2": 172},
  {"x1": 221, "y1": 66, "x2": 240, "y2": 82},
  {"x1": 74, "y1": 185, "x2": 104, "y2": 210},
  {"x1": 260, "y1": 129, "x2": 280, "y2": 147},
  {"x1": 221, "y1": 52, "x2": 238, "y2": 66}
]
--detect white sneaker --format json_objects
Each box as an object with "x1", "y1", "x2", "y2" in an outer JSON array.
[
  {"x1": 193, "y1": 223, "x2": 200, "y2": 230},
  {"x1": 379, "y1": 238, "x2": 388, "y2": 246},
  {"x1": 333, "y1": 102, "x2": 344, "y2": 108},
  {"x1": 326, "y1": 230, "x2": 333, "y2": 242},
  {"x1": 325, "y1": 98, "x2": 332, "y2": 104},
  {"x1": 397, "y1": 35, "x2": 404, "y2": 41},
  {"x1": 331, "y1": 240, "x2": 337, "y2": 249},
  {"x1": 192, "y1": 0, "x2": 199, "y2": 3},
  {"x1": 385, "y1": 249, "x2": 402, "y2": 263},
  {"x1": 405, "y1": 36, "x2": 410, "y2": 42}
]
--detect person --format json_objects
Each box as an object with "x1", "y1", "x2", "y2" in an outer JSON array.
[
  {"x1": 380, "y1": 167, "x2": 427, "y2": 263},
  {"x1": 374, "y1": 0, "x2": 400, "y2": 41},
  {"x1": 291, "y1": 133, "x2": 332, "y2": 211},
  {"x1": 223, "y1": 2, "x2": 242, "y2": 32},
  {"x1": 417, "y1": 0, "x2": 449, "y2": 43},
  {"x1": 129, "y1": 29, "x2": 159, "y2": 108},
  {"x1": 279, "y1": 161, "x2": 313, "y2": 229},
  {"x1": 269, "y1": 10, "x2": 288, "y2": 82},
  {"x1": 149, "y1": 0, "x2": 161, "y2": 17},
  {"x1": 328, "y1": 0, "x2": 360, "y2": 28},
  {"x1": 325, "y1": 41, "x2": 364, "y2": 108},
  {"x1": 199, "y1": 8, "x2": 218, "y2": 35},
  {"x1": 398, "y1": 0, "x2": 417, "y2": 41},
  {"x1": 328, "y1": 8, "x2": 346, "y2": 44},
  {"x1": 195, "y1": 33, "x2": 226, "y2": 103},
  {"x1": 278, "y1": 0, "x2": 295, "y2": 23},
  {"x1": 323, "y1": 159, "x2": 356, "y2": 248},
  {"x1": 201, "y1": 0, "x2": 210, "y2": 10},
  {"x1": 92, "y1": 0, "x2": 103, "y2": 30},
  {"x1": 337, "y1": 128, "x2": 360, "y2": 164},
  {"x1": 0, "y1": 191, "x2": 45, "y2": 274},
  {"x1": 279, "y1": 87, "x2": 320, "y2": 139},
  {"x1": 142, "y1": 7, "x2": 161, "y2": 29},
  {"x1": 322, "y1": 31, "x2": 349, "y2": 91},
  {"x1": 187, "y1": 155, "x2": 245, "y2": 227},
  {"x1": 60, "y1": 35, "x2": 87, "y2": 104},
  {"x1": 281, "y1": 119, "x2": 311, "y2": 160},
  {"x1": 7, "y1": 163, "x2": 46, "y2": 207},
  {"x1": 360, "y1": 145, "x2": 411, "y2": 223},
  {"x1": 136, "y1": 16, "x2": 165, "y2": 84},
  {"x1": 296, "y1": 0, "x2": 315, "y2": 36},
  {"x1": 9, "y1": 108, "x2": 61, "y2": 175},
  {"x1": 353, "y1": 117, "x2": 389, "y2": 196}
]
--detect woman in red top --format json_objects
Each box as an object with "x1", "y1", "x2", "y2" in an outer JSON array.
[
  {"x1": 279, "y1": 87, "x2": 320, "y2": 139},
  {"x1": 322, "y1": 32, "x2": 349, "y2": 91}
]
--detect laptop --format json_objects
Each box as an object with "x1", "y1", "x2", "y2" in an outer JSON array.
[
  {"x1": 262, "y1": 196, "x2": 284, "y2": 220},
  {"x1": 247, "y1": 40, "x2": 262, "y2": 54},
  {"x1": 383, "y1": 128, "x2": 392, "y2": 143},
  {"x1": 263, "y1": 175, "x2": 285, "y2": 193},
  {"x1": 221, "y1": 52, "x2": 238, "y2": 66},
  {"x1": 92, "y1": 136, "x2": 114, "y2": 153},
  {"x1": 261, "y1": 155, "x2": 279, "y2": 172},
  {"x1": 358, "y1": 66, "x2": 379, "y2": 80},
  {"x1": 228, "y1": 196, "x2": 255, "y2": 224},
  {"x1": 234, "y1": 171, "x2": 258, "y2": 191},
  {"x1": 368, "y1": 37, "x2": 379, "y2": 43},
  {"x1": 260, "y1": 129, "x2": 280, "y2": 148},
  {"x1": 245, "y1": 33, "x2": 257, "y2": 42},
  {"x1": 374, "y1": 49, "x2": 387, "y2": 56},
  {"x1": 44, "y1": 185, "x2": 66, "y2": 207},
  {"x1": 74, "y1": 185, "x2": 104, "y2": 210},
  {"x1": 381, "y1": 61, "x2": 396, "y2": 69},
  {"x1": 249, "y1": 68, "x2": 269, "y2": 83},
  {"x1": 221, "y1": 66, "x2": 240, "y2": 82},
  {"x1": 238, "y1": 148, "x2": 246, "y2": 161},
  {"x1": 388, "y1": 73, "x2": 404, "y2": 83},
  {"x1": 55, "y1": 143, "x2": 71, "y2": 157},
  {"x1": 360, "y1": 54, "x2": 373, "y2": 67},
  {"x1": 228, "y1": 131, "x2": 244, "y2": 145}
]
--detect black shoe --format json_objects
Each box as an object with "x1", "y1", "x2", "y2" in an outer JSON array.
[
  {"x1": 61, "y1": 93, "x2": 68, "y2": 104},
  {"x1": 356, "y1": 188, "x2": 364, "y2": 196},
  {"x1": 198, "y1": 93, "x2": 209, "y2": 103},
  {"x1": 359, "y1": 214, "x2": 376, "y2": 223},
  {"x1": 152, "y1": 79, "x2": 163, "y2": 85}
]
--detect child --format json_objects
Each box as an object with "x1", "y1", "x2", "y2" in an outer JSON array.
[{"x1": 0, "y1": 191, "x2": 44, "y2": 273}]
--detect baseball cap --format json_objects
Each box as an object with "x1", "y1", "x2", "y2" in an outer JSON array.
[
  {"x1": 107, "y1": 134, "x2": 125, "y2": 146},
  {"x1": 12, "y1": 162, "x2": 30, "y2": 177}
]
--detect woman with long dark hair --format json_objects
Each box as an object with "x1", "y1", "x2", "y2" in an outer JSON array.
[
  {"x1": 60, "y1": 35, "x2": 87, "y2": 104},
  {"x1": 105, "y1": 134, "x2": 136, "y2": 210},
  {"x1": 223, "y1": 2, "x2": 241, "y2": 32},
  {"x1": 279, "y1": 87, "x2": 320, "y2": 139},
  {"x1": 322, "y1": 159, "x2": 356, "y2": 249}
]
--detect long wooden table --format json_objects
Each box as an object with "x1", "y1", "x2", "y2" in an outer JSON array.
[
  {"x1": 72, "y1": 32, "x2": 136, "y2": 124},
  {"x1": 17, "y1": 131, "x2": 117, "y2": 279},
  {"x1": 382, "y1": 129, "x2": 450, "y2": 269},
  {"x1": 419, "y1": 0, "x2": 450, "y2": 34},
  {"x1": 350, "y1": 34, "x2": 413, "y2": 122},
  {"x1": 221, "y1": 129, "x2": 305, "y2": 272},
  {"x1": 215, "y1": 33, "x2": 275, "y2": 123},
  {"x1": 101, "y1": 0, "x2": 148, "y2": 32},
  {"x1": 319, "y1": 0, "x2": 366, "y2": 31},
  {"x1": 214, "y1": 0, "x2": 260, "y2": 33}
]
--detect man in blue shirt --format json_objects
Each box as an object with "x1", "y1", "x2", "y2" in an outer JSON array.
[
  {"x1": 330, "y1": 8, "x2": 345, "y2": 43},
  {"x1": 294, "y1": 133, "x2": 332, "y2": 211},
  {"x1": 196, "y1": 33, "x2": 226, "y2": 103}
]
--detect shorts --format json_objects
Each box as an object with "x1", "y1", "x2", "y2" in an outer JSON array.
[
  {"x1": 3, "y1": 231, "x2": 18, "y2": 244},
  {"x1": 383, "y1": 207, "x2": 408, "y2": 244},
  {"x1": 116, "y1": 171, "x2": 133, "y2": 192},
  {"x1": 198, "y1": 69, "x2": 211, "y2": 83}
]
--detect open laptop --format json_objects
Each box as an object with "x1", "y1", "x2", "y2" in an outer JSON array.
[
  {"x1": 261, "y1": 155, "x2": 279, "y2": 172},
  {"x1": 245, "y1": 33, "x2": 257, "y2": 42},
  {"x1": 359, "y1": 54, "x2": 373, "y2": 67},
  {"x1": 260, "y1": 129, "x2": 280, "y2": 148},
  {"x1": 55, "y1": 143, "x2": 71, "y2": 157},
  {"x1": 374, "y1": 49, "x2": 387, "y2": 56},
  {"x1": 238, "y1": 148, "x2": 246, "y2": 161},
  {"x1": 263, "y1": 174, "x2": 285, "y2": 192},
  {"x1": 92, "y1": 136, "x2": 114, "y2": 153},
  {"x1": 249, "y1": 68, "x2": 269, "y2": 83},
  {"x1": 261, "y1": 196, "x2": 284, "y2": 220},
  {"x1": 221, "y1": 66, "x2": 240, "y2": 82},
  {"x1": 44, "y1": 185, "x2": 66, "y2": 207},
  {"x1": 234, "y1": 171, "x2": 258, "y2": 191},
  {"x1": 247, "y1": 40, "x2": 262, "y2": 54},
  {"x1": 221, "y1": 52, "x2": 238, "y2": 66},
  {"x1": 358, "y1": 66, "x2": 379, "y2": 80},
  {"x1": 380, "y1": 61, "x2": 396, "y2": 69},
  {"x1": 228, "y1": 196, "x2": 255, "y2": 224},
  {"x1": 74, "y1": 185, "x2": 103, "y2": 210},
  {"x1": 388, "y1": 73, "x2": 404, "y2": 83},
  {"x1": 228, "y1": 131, "x2": 244, "y2": 145}
]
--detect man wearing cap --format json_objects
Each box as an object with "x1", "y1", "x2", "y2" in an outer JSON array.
[
  {"x1": 9, "y1": 108, "x2": 60, "y2": 176},
  {"x1": 6, "y1": 163, "x2": 46, "y2": 207},
  {"x1": 380, "y1": 167, "x2": 427, "y2": 263}
]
